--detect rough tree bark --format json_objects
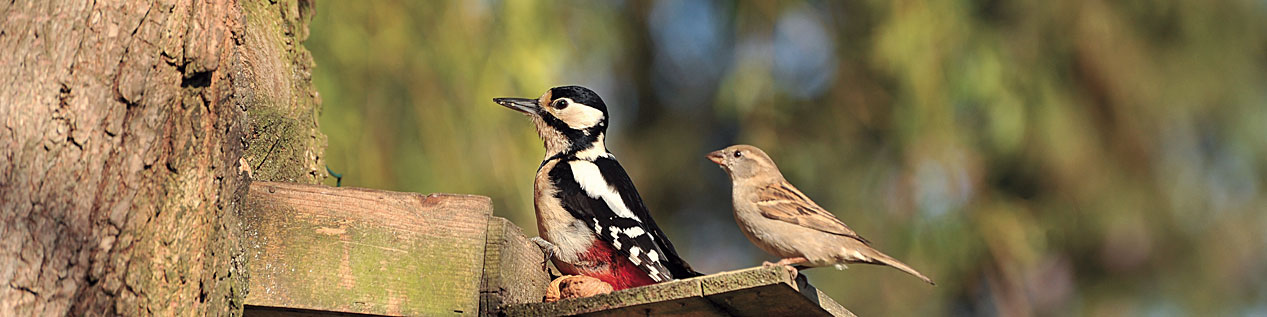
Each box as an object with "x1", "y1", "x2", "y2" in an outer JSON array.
[{"x1": 0, "y1": 0, "x2": 325, "y2": 315}]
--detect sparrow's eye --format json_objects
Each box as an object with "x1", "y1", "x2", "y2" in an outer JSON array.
[
  {"x1": 552, "y1": 99, "x2": 569, "y2": 109},
  {"x1": 733, "y1": 151, "x2": 743, "y2": 158}
]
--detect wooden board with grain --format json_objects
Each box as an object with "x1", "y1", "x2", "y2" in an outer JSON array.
[
  {"x1": 701, "y1": 267, "x2": 854, "y2": 317},
  {"x1": 242, "y1": 182, "x2": 492, "y2": 316},
  {"x1": 479, "y1": 217, "x2": 552, "y2": 316}
]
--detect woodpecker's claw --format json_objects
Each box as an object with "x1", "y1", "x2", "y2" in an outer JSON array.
[{"x1": 530, "y1": 237, "x2": 558, "y2": 273}]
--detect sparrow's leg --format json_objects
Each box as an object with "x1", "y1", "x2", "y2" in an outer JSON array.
[
  {"x1": 763, "y1": 257, "x2": 808, "y2": 278},
  {"x1": 774, "y1": 257, "x2": 808, "y2": 266}
]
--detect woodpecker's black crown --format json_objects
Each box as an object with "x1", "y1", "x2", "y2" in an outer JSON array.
[{"x1": 550, "y1": 86, "x2": 608, "y2": 115}]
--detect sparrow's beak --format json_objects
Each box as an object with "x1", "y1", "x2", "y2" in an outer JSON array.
[
  {"x1": 493, "y1": 97, "x2": 540, "y2": 115},
  {"x1": 707, "y1": 150, "x2": 726, "y2": 165}
]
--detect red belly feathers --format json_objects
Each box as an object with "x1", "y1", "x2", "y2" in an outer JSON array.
[{"x1": 560, "y1": 239, "x2": 656, "y2": 290}]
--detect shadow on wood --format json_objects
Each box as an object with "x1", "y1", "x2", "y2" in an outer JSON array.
[{"x1": 480, "y1": 217, "x2": 552, "y2": 314}]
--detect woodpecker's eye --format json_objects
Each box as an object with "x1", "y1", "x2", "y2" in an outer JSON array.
[
  {"x1": 552, "y1": 99, "x2": 569, "y2": 109},
  {"x1": 733, "y1": 151, "x2": 743, "y2": 158}
]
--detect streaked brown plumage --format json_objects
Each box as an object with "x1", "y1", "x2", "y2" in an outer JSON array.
[{"x1": 708, "y1": 144, "x2": 935, "y2": 285}]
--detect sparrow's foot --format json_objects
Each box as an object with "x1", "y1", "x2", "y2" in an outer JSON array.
[
  {"x1": 781, "y1": 265, "x2": 801, "y2": 279},
  {"x1": 530, "y1": 237, "x2": 559, "y2": 273},
  {"x1": 764, "y1": 257, "x2": 808, "y2": 279}
]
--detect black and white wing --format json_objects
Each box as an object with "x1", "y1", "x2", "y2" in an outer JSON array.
[{"x1": 548, "y1": 156, "x2": 701, "y2": 282}]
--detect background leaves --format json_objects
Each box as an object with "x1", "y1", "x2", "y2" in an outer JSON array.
[{"x1": 308, "y1": 1, "x2": 1267, "y2": 315}]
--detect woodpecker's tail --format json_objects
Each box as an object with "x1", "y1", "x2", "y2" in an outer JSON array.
[{"x1": 865, "y1": 250, "x2": 935, "y2": 285}]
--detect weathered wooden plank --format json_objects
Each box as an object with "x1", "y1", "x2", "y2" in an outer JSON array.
[
  {"x1": 701, "y1": 267, "x2": 855, "y2": 317},
  {"x1": 801, "y1": 285, "x2": 854, "y2": 317},
  {"x1": 501, "y1": 275, "x2": 724, "y2": 316},
  {"x1": 502, "y1": 266, "x2": 853, "y2": 316},
  {"x1": 479, "y1": 217, "x2": 551, "y2": 316},
  {"x1": 242, "y1": 182, "x2": 492, "y2": 316}
]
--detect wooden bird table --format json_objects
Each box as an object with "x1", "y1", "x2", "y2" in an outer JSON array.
[{"x1": 239, "y1": 182, "x2": 852, "y2": 316}]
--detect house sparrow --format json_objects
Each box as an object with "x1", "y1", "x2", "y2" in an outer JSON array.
[{"x1": 708, "y1": 144, "x2": 934, "y2": 285}]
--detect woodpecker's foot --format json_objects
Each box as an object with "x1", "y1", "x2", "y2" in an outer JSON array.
[{"x1": 530, "y1": 237, "x2": 559, "y2": 273}]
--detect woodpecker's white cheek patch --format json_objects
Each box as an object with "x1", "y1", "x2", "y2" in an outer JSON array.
[
  {"x1": 555, "y1": 102, "x2": 605, "y2": 130},
  {"x1": 569, "y1": 161, "x2": 641, "y2": 221}
]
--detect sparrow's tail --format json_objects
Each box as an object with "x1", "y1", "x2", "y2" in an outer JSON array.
[{"x1": 863, "y1": 249, "x2": 936, "y2": 285}]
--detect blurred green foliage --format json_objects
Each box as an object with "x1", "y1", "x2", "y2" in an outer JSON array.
[{"x1": 307, "y1": 0, "x2": 1267, "y2": 315}]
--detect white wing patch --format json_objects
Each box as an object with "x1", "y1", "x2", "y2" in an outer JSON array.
[
  {"x1": 629, "y1": 247, "x2": 642, "y2": 264},
  {"x1": 566, "y1": 158, "x2": 675, "y2": 283},
  {"x1": 569, "y1": 160, "x2": 642, "y2": 221},
  {"x1": 622, "y1": 227, "x2": 645, "y2": 238},
  {"x1": 647, "y1": 267, "x2": 664, "y2": 282}
]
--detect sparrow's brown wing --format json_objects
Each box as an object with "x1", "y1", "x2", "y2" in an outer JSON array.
[{"x1": 755, "y1": 181, "x2": 871, "y2": 245}]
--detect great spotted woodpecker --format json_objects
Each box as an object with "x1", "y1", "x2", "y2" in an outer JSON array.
[{"x1": 494, "y1": 86, "x2": 701, "y2": 290}]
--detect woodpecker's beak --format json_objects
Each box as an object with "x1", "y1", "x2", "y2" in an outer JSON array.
[
  {"x1": 707, "y1": 150, "x2": 726, "y2": 165},
  {"x1": 493, "y1": 97, "x2": 541, "y2": 115}
]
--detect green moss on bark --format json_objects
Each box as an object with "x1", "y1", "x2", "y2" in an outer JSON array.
[{"x1": 239, "y1": 0, "x2": 327, "y2": 184}]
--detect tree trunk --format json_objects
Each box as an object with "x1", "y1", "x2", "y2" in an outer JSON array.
[{"x1": 0, "y1": 0, "x2": 325, "y2": 315}]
